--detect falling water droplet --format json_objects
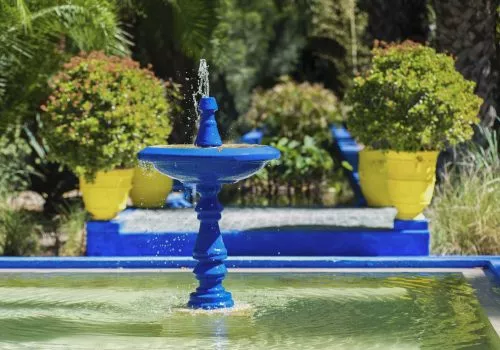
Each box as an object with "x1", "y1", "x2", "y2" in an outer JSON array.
[{"x1": 192, "y1": 59, "x2": 211, "y2": 142}]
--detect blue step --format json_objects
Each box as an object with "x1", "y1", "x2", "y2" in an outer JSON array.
[
  {"x1": 331, "y1": 125, "x2": 366, "y2": 206},
  {"x1": 86, "y1": 208, "x2": 429, "y2": 257}
]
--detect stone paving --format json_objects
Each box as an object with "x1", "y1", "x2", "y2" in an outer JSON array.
[{"x1": 119, "y1": 207, "x2": 397, "y2": 233}]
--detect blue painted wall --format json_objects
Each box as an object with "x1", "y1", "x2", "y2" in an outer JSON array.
[{"x1": 86, "y1": 218, "x2": 429, "y2": 257}]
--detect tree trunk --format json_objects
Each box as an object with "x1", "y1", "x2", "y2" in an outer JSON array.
[
  {"x1": 359, "y1": 0, "x2": 430, "y2": 44},
  {"x1": 433, "y1": 0, "x2": 498, "y2": 127}
]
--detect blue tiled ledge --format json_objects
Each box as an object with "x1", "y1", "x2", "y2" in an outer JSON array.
[
  {"x1": 3, "y1": 256, "x2": 500, "y2": 284},
  {"x1": 86, "y1": 214, "x2": 430, "y2": 257},
  {"x1": 330, "y1": 125, "x2": 366, "y2": 206},
  {"x1": 0, "y1": 256, "x2": 499, "y2": 270}
]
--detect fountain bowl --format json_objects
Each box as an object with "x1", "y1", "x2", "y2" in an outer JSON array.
[{"x1": 138, "y1": 144, "x2": 280, "y2": 184}]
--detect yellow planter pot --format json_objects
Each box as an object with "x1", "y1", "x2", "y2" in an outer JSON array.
[
  {"x1": 130, "y1": 166, "x2": 173, "y2": 208},
  {"x1": 80, "y1": 169, "x2": 134, "y2": 220},
  {"x1": 358, "y1": 149, "x2": 391, "y2": 207},
  {"x1": 386, "y1": 151, "x2": 439, "y2": 220}
]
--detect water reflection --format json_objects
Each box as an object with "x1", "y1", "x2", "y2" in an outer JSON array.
[{"x1": 0, "y1": 272, "x2": 498, "y2": 349}]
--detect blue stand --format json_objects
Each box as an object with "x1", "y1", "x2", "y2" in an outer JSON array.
[
  {"x1": 188, "y1": 184, "x2": 234, "y2": 309},
  {"x1": 240, "y1": 129, "x2": 264, "y2": 144},
  {"x1": 331, "y1": 125, "x2": 366, "y2": 206},
  {"x1": 192, "y1": 98, "x2": 233, "y2": 308}
]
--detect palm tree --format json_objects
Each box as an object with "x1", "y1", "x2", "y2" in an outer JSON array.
[
  {"x1": 120, "y1": 0, "x2": 220, "y2": 143},
  {"x1": 433, "y1": 0, "x2": 498, "y2": 127},
  {"x1": 0, "y1": 0, "x2": 131, "y2": 213},
  {"x1": 0, "y1": 0, "x2": 130, "y2": 126}
]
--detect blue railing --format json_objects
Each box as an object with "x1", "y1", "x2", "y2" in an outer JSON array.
[{"x1": 240, "y1": 126, "x2": 367, "y2": 206}]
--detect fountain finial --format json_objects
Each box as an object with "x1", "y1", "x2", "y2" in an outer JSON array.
[
  {"x1": 193, "y1": 59, "x2": 222, "y2": 147},
  {"x1": 195, "y1": 96, "x2": 222, "y2": 147}
]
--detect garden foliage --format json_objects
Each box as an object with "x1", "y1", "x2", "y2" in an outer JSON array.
[
  {"x1": 308, "y1": 0, "x2": 369, "y2": 90},
  {"x1": 0, "y1": 127, "x2": 32, "y2": 192},
  {"x1": 0, "y1": 0, "x2": 130, "y2": 128},
  {"x1": 429, "y1": 125, "x2": 500, "y2": 255},
  {"x1": 238, "y1": 77, "x2": 343, "y2": 203},
  {"x1": 58, "y1": 203, "x2": 88, "y2": 257},
  {"x1": 0, "y1": 196, "x2": 39, "y2": 256},
  {"x1": 346, "y1": 41, "x2": 482, "y2": 151},
  {"x1": 0, "y1": 0, "x2": 131, "y2": 214},
  {"x1": 41, "y1": 52, "x2": 180, "y2": 181},
  {"x1": 244, "y1": 77, "x2": 341, "y2": 143},
  {"x1": 267, "y1": 136, "x2": 334, "y2": 187}
]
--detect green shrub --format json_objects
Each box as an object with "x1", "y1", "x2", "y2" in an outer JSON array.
[
  {"x1": 243, "y1": 76, "x2": 342, "y2": 143},
  {"x1": 58, "y1": 203, "x2": 88, "y2": 257},
  {"x1": 266, "y1": 136, "x2": 334, "y2": 187},
  {"x1": 428, "y1": 126, "x2": 500, "y2": 254},
  {"x1": 41, "y1": 51, "x2": 181, "y2": 181},
  {"x1": 346, "y1": 41, "x2": 482, "y2": 151},
  {"x1": 0, "y1": 198, "x2": 39, "y2": 256},
  {"x1": 0, "y1": 126, "x2": 32, "y2": 192},
  {"x1": 237, "y1": 77, "x2": 349, "y2": 205}
]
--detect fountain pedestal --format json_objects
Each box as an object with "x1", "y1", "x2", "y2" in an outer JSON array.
[
  {"x1": 188, "y1": 184, "x2": 234, "y2": 309},
  {"x1": 138, "y1": 96, "x2": 280, "y2": 310}
]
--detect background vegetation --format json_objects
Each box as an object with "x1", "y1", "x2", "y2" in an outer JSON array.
[
  {"x1": 41, "y1": 51, "x2": 178, "y2": 181},
  {"x1": 0, "y1": 0, "x2": 498, "y2": 255},
  {"x1": 346, "y1": 41, "x2": 482, "y2": 151},
  {"x1": 429, "y1": 125, "x2": 500, "y2": 255}
]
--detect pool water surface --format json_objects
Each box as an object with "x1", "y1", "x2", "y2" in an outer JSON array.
[{"x1": 0, "y1": 271, "x2": 499, "y2": 349}]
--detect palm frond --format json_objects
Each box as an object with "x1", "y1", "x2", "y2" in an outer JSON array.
[
  {"x1": 28, "y1": 3, "x2": 131, "y2": 56},
  {"x1": 15, "y1": 0, "x2": 31, "y2": 32},
  {"x1": 0, "y1": 0, "x2": 131, "y2": 126},
  {"x1": 169, "y1": 0, "x2": 219, "y2": 59},
  {"x1": 0, "y1": 57, "x2": 7, "y2": 101}
]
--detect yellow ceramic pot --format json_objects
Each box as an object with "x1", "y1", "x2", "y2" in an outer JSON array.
[
  {"x1": 130, "y1": 166, "x2": 173, "y2": 208},
  {"x1": 80, "y1": 169, "x2": 134, "y2": 220},
  {"x1": 358, "y1": 149, "x2": 391, "y2": 207},
  {"x1": 386, "y1": 151, "x2": 439, "y2": 220}
]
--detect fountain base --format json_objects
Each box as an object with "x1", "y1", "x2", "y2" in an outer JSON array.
[
  {"x1": 176, "y1": 303, "x2": 254, "y2": 316},
  {"x1": 188, "y1": 290, "x2": 234, "y2": 310}
]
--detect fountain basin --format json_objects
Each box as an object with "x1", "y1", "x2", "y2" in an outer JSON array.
[
  {"x1": 138, "y1": 144, "x2": 280, "y2": 184},
  {"x1": 1, "y1": 259, "x2": 500, "y2": 349}
]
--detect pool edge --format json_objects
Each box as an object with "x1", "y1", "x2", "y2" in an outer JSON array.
[{"x1": 0, "y1": 256, "x2": 499, "y2": 273}]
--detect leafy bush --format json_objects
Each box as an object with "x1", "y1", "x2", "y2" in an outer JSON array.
[
  {"x1": 428, "y1": 126, "x2": 500, "y2": 254},
  {"x1": 58, "y1": 203, "x2": 88, "y2": 256},
  {"x1": 0, "y1": 197, "x2": 39, "y2": 256},
  {"x1": 41, "y1": 51, "x2": 181, "y2": 181},
  {"x1": 0, "y1": 126, "x2": 32, "y2": 192},
  {"x1": 243, "y1": 77, "x2": 342, "y2": 143},
  {"x1": 346, "y1": 41, "x2": 482, "y2": 151},
  {"x1": 235, "y1": 77, "x2": 350, "y2": 206},
  {"x1": 0, "y1": 0, "x2": 130, "y2": 129},
  {"x1": 266, "y1": 136, "x2": 334, "y2": 186}
]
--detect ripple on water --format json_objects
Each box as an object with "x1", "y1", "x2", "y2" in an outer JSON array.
[{"x1": 0, "y1": 272, "x2": 498, "y2": 349}]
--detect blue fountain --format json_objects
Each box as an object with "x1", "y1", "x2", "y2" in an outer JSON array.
[{"x1": 138, "y1": 96, "x2": 280, "y2": 309}]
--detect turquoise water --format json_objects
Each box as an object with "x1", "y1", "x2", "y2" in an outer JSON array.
[{"x1": 0, "y1": 272, "x2": 498, "y2": 349}]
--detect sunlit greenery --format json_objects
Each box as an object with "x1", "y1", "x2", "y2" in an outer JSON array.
[
  {"x1": 346, "y1": 41, "x2": 482, "y2": 151},
  {"x1": 0, "y1": 0, "x2": 497, "y2": 256},
  {"x1": 429, "y1": 125, "x2": 500, "y2": 255},
  {"x1": 244, "y1": 76, "x2": 342, "y2": 143},
  {"x1": 41, "y1": 52, "x2": 180, "y2": 181},
  {"x1": 0, "y1": 0, "x2": 130, "y2": 127}
]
